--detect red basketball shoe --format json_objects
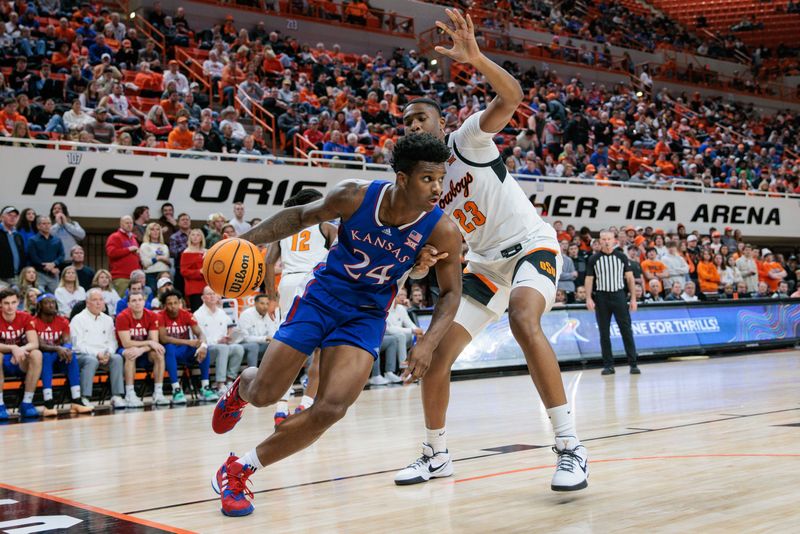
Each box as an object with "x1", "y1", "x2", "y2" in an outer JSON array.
[
  {"x1": 212, "y1": 376, "x2": 248, "y2": 434},
  {"x1": 219, "y1": 459, "x2": 256, "y2": 517},
  {"x1": 211, "y1": 453, "x2": 238, "y2": 496}
]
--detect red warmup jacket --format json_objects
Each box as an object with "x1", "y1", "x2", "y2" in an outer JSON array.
[
  {"x1": 180, "y1": 250, "x2": 206, "y2": 297},
  {"x1": 106, "y1": 229, "x2": 140, "y2": 279}
]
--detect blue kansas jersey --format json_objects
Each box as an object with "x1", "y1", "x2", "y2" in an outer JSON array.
[{"x1": 313, "y1": 180, "x2": 443, "y2": 311}]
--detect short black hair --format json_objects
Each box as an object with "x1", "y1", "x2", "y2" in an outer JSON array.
[
  {"x1": 403, "y1": 97, "x2": 442, "y2": 117},
  {"x1": 285, "y1": 189, "x2": 323, "y2": 207},
  {"x1": 161, "y1": 289, "x2": 184, "y2": 303},
  {"x1": 253, "y1": 293, "x2": 270, "y2": 302},
  {"x1": 392, "y1": 133, "x2": 450, "y2": 175}
]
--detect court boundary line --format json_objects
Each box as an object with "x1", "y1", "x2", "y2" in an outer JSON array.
[
  {"x1": 124, "y1": 405, "x2": 800, "y2": 515},
  {"x1": 0, "y1": 482, "x2": 195, "y2": 534}
]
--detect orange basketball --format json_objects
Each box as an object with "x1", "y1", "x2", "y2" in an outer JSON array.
[{"x1": 202, "y1": 238, "x2": 266, "y2": 298}]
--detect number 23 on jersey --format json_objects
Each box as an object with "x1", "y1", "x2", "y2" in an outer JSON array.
[{"x1": 453, "y1": 201, "x2": 486, "y2": 233}]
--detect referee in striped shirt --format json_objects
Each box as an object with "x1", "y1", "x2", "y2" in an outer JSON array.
[{"x1": 585, "y1": 230, "x2": 640, "y2": 375}]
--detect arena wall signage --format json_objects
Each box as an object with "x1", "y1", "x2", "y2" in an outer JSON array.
[
  {"x1": 5, "y1": 146, "x2": 798, "y2": 237},
  {"x1": 417, "y1": 301, "x2": 800, "y2": 369}
]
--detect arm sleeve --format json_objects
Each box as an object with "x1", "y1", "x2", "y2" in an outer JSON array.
[
  {"x1": 453, "y1": 110, "x2": 497, "y2": 149},
  {"x1": 585, "y1": 255, "x2": 596, "y2": 278},
  {"x1": 65, "y1": 221, "x2": 86, "y2": 241}
]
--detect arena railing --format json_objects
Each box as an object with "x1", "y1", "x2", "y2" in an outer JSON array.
[{"x1": 4, "y1": 138, "x2": 798, "y2": 200}]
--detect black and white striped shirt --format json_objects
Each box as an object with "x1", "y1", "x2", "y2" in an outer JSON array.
[{"x1": 587, "y1": 248, "x2": 631, "y2": 292}]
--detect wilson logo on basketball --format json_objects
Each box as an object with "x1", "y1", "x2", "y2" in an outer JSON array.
[
  {"x1": 229, "y1": 253, "x2": 251, "y2": 294},
  {"x1": 439, "y1": 172, "x2": 474, "y2": 209}
]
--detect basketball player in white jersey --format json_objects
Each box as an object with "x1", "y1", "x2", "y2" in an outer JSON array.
[
  {"x1": 264, "y1": 189, "x2": 337, "y2": 426},
  {"x1": 395, "y1": 8, "x2": 588, "y2": 491}
]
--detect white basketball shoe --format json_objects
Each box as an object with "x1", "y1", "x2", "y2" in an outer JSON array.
[
  {"x1": 394, "y1": 443, "x2": 453, "y2": 485},
  {"x1": 551, "y1": 435, "x2": 589, "y2": 491}
]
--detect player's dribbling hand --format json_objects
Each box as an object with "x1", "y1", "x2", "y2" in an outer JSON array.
[
  {"x1": 402, "y1": 344, "x2": 433, "y2": 383},
  {"x1": 415, "y1": 245, "x2": 449, "y2": 270}
]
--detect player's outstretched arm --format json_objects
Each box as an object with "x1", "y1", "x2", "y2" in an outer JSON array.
[
  {"x1": 402, "y1": 217, "x2": 463, "y2": 382},
  {"x1": 435, "y1": 8, "x2": 523, "y2": 134},
  {"x1": 239, "y1": 180, "x2": 365, "y2": 247},
  {"x1": 263, "y1": 242, "x2": 281, "y2": 299}
]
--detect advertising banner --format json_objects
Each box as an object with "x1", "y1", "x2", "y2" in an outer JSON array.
[
  {"x1": 4, "y1": 146, "x2": 798, "y2": 237},
  {"x1": 416, "y1": 301, "x2": 800, "y2": 370}
]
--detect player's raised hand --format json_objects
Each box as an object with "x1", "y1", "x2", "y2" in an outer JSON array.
[{"x1": 434, "y1": 8, "x2": 481, "y2": 64}]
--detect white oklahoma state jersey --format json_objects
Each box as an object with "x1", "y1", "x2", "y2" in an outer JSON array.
[
  {"x1": 279, "y1": 224, "x2": 329, "y2": 274},
  {"x1": 442, "y1": 111, "x2": 554, "y2": 264}
]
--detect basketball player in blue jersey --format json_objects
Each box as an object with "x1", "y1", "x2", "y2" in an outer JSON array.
[
  {"x1": 264, "y1": 189, "x2": 337, "y2": 426},
  {"x1": 395, "y1": 9, "x2": 588, "y2": 491},
  {"x1": 210, "y1": 133, "x2": 464, "y2": 517}
]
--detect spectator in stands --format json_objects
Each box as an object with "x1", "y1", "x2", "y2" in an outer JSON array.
[
  {"x1": 106, "y1": 215, "x2": 140, "y2": 296},
  {"x1": 238, "y1": 293, "x2": 281, "y2": 366},
  {"x1": 664, "y1": 281, "x2": 683, "y2": 302},
  {"x1": 139, "y1": 222, "x2": 172, "y2": 292},
  {"x1": 754, "y1": 281, "x2": 771, "y2": 298},
  {"x1": 168, "y1": 213, "x2": 191, "y2": 293},
  {"x1": 229, "y1": 203, "x2": 251, "y2": 235},
  {"x1": 221, "y1": 59, "x2": 245, "y2": 106},
  {"x1": 644, "y1": 279, "x2": 664, "y2": 303},
  {"x1": 558, "y1": 240, "x2": 577, "y2": 298},
  {"x1": 55, "y1": 266, "x2": 86, "y2": 316},
  {"x1": 697, "y1": 249, "x2": 720, "y2": 294},
  {"x1": 640, "y1": 247, "x2": 668, "y2": 287},
  {"x1": 681, "y1": 281, "x2": 699, "y2": 302},
  {"x1": 237, "y1": 135, "x2": 263, "y2": 162},
  {"x1": 662, "y1": 241, "x2": 689, "y2": 288},
  {"x1": 194, "y1": 285, "x2": 244, "y2": 395},
  {"x1": 134, "y1": 61, "x2": 163, "y2": 98},
  {"x1": 63, "y1": 99, "x2": 93, "y2": 131},
  {"x1": 91, "y1": 269, "x2": 120, "y2": 316},
  {"x1": 163, "y1": 59, "x2": 189, "y2": 95},
  {"x1": 219, "y1": 107, "x2": 247, "y2": 141},
  {"x1": 0, "y1": 206, "x2": 25, "y2": 288},
  {"x1": 719, "y1": 255, "x2": 742, "y2": 288},
  {"x1": 157, "y1": 289, "x2": 218, "y2": 403},
  {"x1": 759, "y1": 249, "x2": 786, "y2": 292},
  {"x1": 203, "y1": 50, "x2": 224, "y2": 89},
  {"x1": 157, "y1": 203, "x2": 178, "y2": 242},
  {"x1": 102, "y1": 82, "x2": 143, "y2": 126},
  {"x1": 49, "y1": 202, "x2": 85, "y2": 257},
  {"x1": 85, "y1": 106, "x2": 116, "y2": 144},
  {"x1": 771, "y1": 281, "x2": 790, "y2": 299},
  {"x1": 28, "y1": 216, "x2": 63, "y2": 293},
  {"x1": 0, "y1": 288, "x2": 43, "y2": 419},
  {"x1": 204, "y1": 213, "x2": 225, "y2": 248},
  {"x1": 736, "y1": 244, "x2": 759, "y2": 294},
  {"x1": 277, "y1": 104, "x2": 302, "y2": 144},
  {"x1": 33, "y1": 294, "x2": 93, "y2": 416},
  {"x1": 116, "y1": 291, "x2": 167, "y2": 407},
  {"x1": 167, "y1": 116, "x2": 192, "y2": 149},
  {"x1": 68, "y1": 246, "x2": 94, "y2": 291},
  {"x1": 180, "y1": 228, "x2": 207, "y2": 311}
]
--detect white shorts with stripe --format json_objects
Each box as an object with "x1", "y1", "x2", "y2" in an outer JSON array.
[
  {"x1": 278, "y1": 272, "x2": 312, "y2": 320},
  {"x1": 454, "y1": 233, "x2": 562, "y2": 338}
]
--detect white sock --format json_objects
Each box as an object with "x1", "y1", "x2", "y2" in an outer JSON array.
[
  {"x1": 154, "y1": 383, "x2": 163, "y2": 395},
  {"x1": 70, "y1": 386, "x2": 81, "y2": 400},
  {"x1": 125, "y1": 385, "x2": 135, "y2": 396},
  {"x1": 236, "y1": 448, "x2": 264, "y2": 470},
  {"x1": 276, "y1": 400, "x2": 288, "y2": 414},
  {"x1": 300, "y1": 395, "x2": 314, "y2": 409},
  {"x1": 426, "y1": 427, "x2": 447, "y2": 453},
  {"x1": 0, "y1": 391, "x2": 4, "y2": 405},
  {"x1": 171, "y1": 382, "x2": 181, "y2": 391},
  {"x1": 43, "y1": 388, "x2": 53, "y2": 401},
  {"x1": 547, "y1": 404, "x2": 578, "y2": 440},
  {"x1": 201, "y1": 379, "x2": 209, "y2": 388},
  {"x1": 23, "y1": 392, "x2": 34, "y2": 404}
]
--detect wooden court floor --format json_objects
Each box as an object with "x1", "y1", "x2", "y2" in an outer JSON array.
[{"x1": 2, "y1": 350, "x2": 799, "y2": 533}]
